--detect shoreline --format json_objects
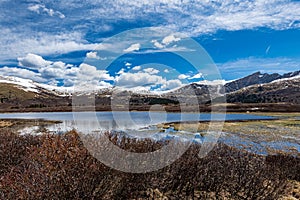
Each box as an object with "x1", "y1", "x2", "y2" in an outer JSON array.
[
  {"x1": 0, "y1": 118, "x2": 62, "y2": 132},
  {"x1": 0, "y1": 103, "x2": 299, "y2": 113}
]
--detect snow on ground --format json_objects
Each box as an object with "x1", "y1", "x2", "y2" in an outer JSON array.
[
  {"x1": 0, "y1": 75, "x2": 229, "y2": 96},
  {"x1": 0, "y1": 76, "x2": 39, "y2": 93},
  {"x1": 195, "y1": 79, "x2": 226, "y2": 85},
  {"x1": 0, "y1": 76, "x2": 74, "y2": 96},
  {"x1": 271, "y1": 75, "x2": 300, "y2": 83},
  {"x1": 35, "y1": 82, "x2": 74, "y2": 96}
]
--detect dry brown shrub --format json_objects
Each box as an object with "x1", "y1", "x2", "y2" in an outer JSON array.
[{"x1": 0, "y1": 131, "x2": 297, "y2": 199}]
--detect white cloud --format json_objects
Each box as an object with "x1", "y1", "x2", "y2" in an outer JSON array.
[
  {"x1": 40, "y1": 67, "x2": 65, "y2": 79},
  {"x1": 178, "y1": 74, "x2": 190, "y2": 80},
  {"x1": 1, "y1": 0, "x2": 299, "y2": 63},
  {"x1": 265, "y1": 45, "x2": 271, "y2": 54},
  {"x1": 63, "y1": 78, "x2": 75, "y2": 87},
  {"x1": 0, "y1": 30, "x2": 100, "y2": 61},
  {"x1": 86, "y1": 0, "x2": 300, "y2": 35},
  {"x1": 125, "y1": 62, "x2": 132, "y2": 67},
  {"x1": 27, "y1": 4, "x2": 40, "y2": 13},
  {"x1": 98, "y1": 81, "x2": 113, "y2": 87},
  {"x1": 188, "y1": 73, "x2": 203, "y2": 80},
  {"x1": 124, "y1": 43, "x2": 141, "y2": 52},
  {"x1": 218, "y1": 57, "x2": 300, "y2": 79},
  {"x1": 151, "y1": 35, "x2": 181, "y2": 50},
  {"x1": 132, "y1": 66, "x2": 141, "y2": 71},
  {"x1": 143, "y1": 68, "x2": 160, "y2": 75},
  {"x1": 0, "y1": 66, "x2": 46, "y2": 83},
  {"x1": 164, "y1": 69, "x2": 170, "y2": 73},
  {"x1": 86, "y1": 51, "x2": 99, "y2": 59},
  {"x1": 14, "y1": 54, "x2": 115, "y2": 86},
  {"x1": 2, "y1": 53, "x2": 117, "y2": 87},
  {"x1": 162, "y1": 35, "x2": 181, "y2": 45},
  {"x1": 16, "y1": 54, "x2": 78, "y2": 85},
  {"x1": 115, "y1": 69, "x2": 183, "y2": 91},
  {"x1": 196, "y1": 79, "x2": 226, "y2": 86},
  {"x1": 76, "y1": 63, "x2": 113, "y2": 89},
  {"x1": 115, "y1": 72, "x2": 165, "y2": 88},
  {"x1": 152, "y1": 40, "x2": 164, "y2": 49},
  {"x1": 117, "y1": 68, "x2": 126, "y2": 75},
  {"x1": 65, "y1": 67, "x2": 79, "y2": 77},
  {"x1": 78, "y1": 63, "x2": 113, "y2": 81},
  {"x1": 1, "y1": 0, "x2": 298, "y2": 65},
  {"x1": 161, "y1": 79, "x2": 183, "y2": 90},
  {"x1": 28, "y1": 4, "x2": 65, "y2": 19},
  {"x1": 52, "y1": 61, "x2": 67, "y2": 69},
  {"x1": 18, "y1": 53, "x2": 52, "y2": 69}
]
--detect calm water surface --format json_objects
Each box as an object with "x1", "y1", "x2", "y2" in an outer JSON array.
[
  {"x1": 0, "y1": 112, "x2": 298, "y2": 155},
  {"x1": 0, "y1": 111, "x2": 274, "y2": 132}
]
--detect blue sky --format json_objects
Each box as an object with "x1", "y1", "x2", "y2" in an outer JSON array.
[{"x1": 0, "y1": 0, "x2": 299, "y2": 90}]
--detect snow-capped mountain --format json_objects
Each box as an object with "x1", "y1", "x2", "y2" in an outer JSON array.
[
  {"x1": 0, "y1": 76, "x2": 73, "y2": 96},
  {"x1": 226, "y1": 74, "x2": 300, "y2": 104},
  {"x1": 225, "y1": 70, "x2": 300, "y2": 93},
  {"x1": 0, "y1": 70, "x2": 299, "y2": 112}
]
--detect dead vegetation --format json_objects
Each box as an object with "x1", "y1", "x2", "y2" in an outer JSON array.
[{"x1": 0, "y1": 130, "x2": 299, "y2": 199}]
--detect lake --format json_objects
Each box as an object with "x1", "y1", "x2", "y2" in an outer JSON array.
[
  {"x1": 0, "y1": 111, "x2": 275, "y2": 133},
  {"x1": 1, "y1": 112, "x2": 298, "y2": 155}
]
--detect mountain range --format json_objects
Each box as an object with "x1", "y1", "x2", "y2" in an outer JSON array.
[{"x1": 0, "y1": 70, "x2": 299, "y2": 112}]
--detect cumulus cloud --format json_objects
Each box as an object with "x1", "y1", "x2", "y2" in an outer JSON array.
[
  {"x1": 40, "y1": 68, "x2": 65, "y2": 79},
  {"x1": 152, "y1": 40, "x2": 165, "y2": 49},
  {"x1": 1, "y1": 0, "x2": 300, "y2": 91},
  {"x1": 28, "y1": 4, "x2": 65, "y2": 19},
  {"x1": 161, "y1": 79, "x2": 183, "y2": 90},
  {"x1": 177, "y1": 73, "x2": 203, "y2": 81},
  {"x1": 132, "y1": 66, "x2": 141, "y2": 71},
  {"x1": 18, "y1": 53, "x2": 52, "y2": 69},
  {"x1": 114, "y1": 68, "x2": 183, "y2": 91},
  {"x1": 116, "y1": 68, "x2": 126, "y2": 75},
  {"x1": 115, "y1": 72, "x2": 165, "y2": 88},
  {"x1": 151, "y1": 35, "x2": 181, "y2": 50},
  {"x1": 124, "y1": 43, "x2": 141, "y2": 52},
  {"x1": 12, "y1": 53, "x2": 114, "y2": 87},
  {"x1": 188, "y1": 73, "x2": 203, "y2": 80},
  {"x1": 75, "y1": 63, "x2": 114, "y2": 88},
  {"x1": 178, "y1": 74, "x2": 190, "y2": 80},
  {"x1": 18, "y1": 54, "x2": 76, "y2": 79},
  {"x1": 0, "y1": 66, "x2": 46, "y2": 83},
  {"x1": 143, "y1": 68, "x2": 159, "y2": 75},
  {"x1": 162, "y1": 35, "x2": 181, "y2": 45},
  {"x1": 63, "y1": 78, "x2": 75, "y2": 87},
  {"x1": 78, "y1": 63, "x2": 114, "y2": 81},
  {"x1": 86, "y1": 51, "x2": 99, "y2": 59}
]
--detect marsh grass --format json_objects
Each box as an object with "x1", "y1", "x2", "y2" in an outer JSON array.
[
  {"x1": 0, "y1": 130, "x2": 299, "y2": 199},
  {"x1": 162, "y1": 119, "x2": 300, "y2": 137}
]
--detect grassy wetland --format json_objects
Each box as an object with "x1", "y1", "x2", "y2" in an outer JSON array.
[{"x1": 159, "y1": 112, "x2": 300, "y2": 133}]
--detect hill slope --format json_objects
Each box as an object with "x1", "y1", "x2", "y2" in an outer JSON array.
[
  {"x1": 226, "y1": 76, "x2": 300, "y2": 104},
  {"x1": 225, "y1": 71, "x2": 300, "y2": 93},
  {"x1": 0, "y1": 71, "x2": 299, "y2": 112}
]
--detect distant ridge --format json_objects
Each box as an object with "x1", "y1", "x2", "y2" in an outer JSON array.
[
  {"x1": 225, "y1": 70, "x2": 300, "y2": 93},
  {"x1": 0, "y1": 70, "x2": 299, "y2": 112}
]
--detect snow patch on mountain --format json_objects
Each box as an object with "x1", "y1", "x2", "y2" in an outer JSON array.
[
  {"x1": 0, "y1": 76, "x2": 74, "y2": 96},
  {"x1": 0, "y1": 76, "x2": 38, "y2": 93},
  {"x1": 271, "y1": 75, "x2": 300, "y2": 83}
]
